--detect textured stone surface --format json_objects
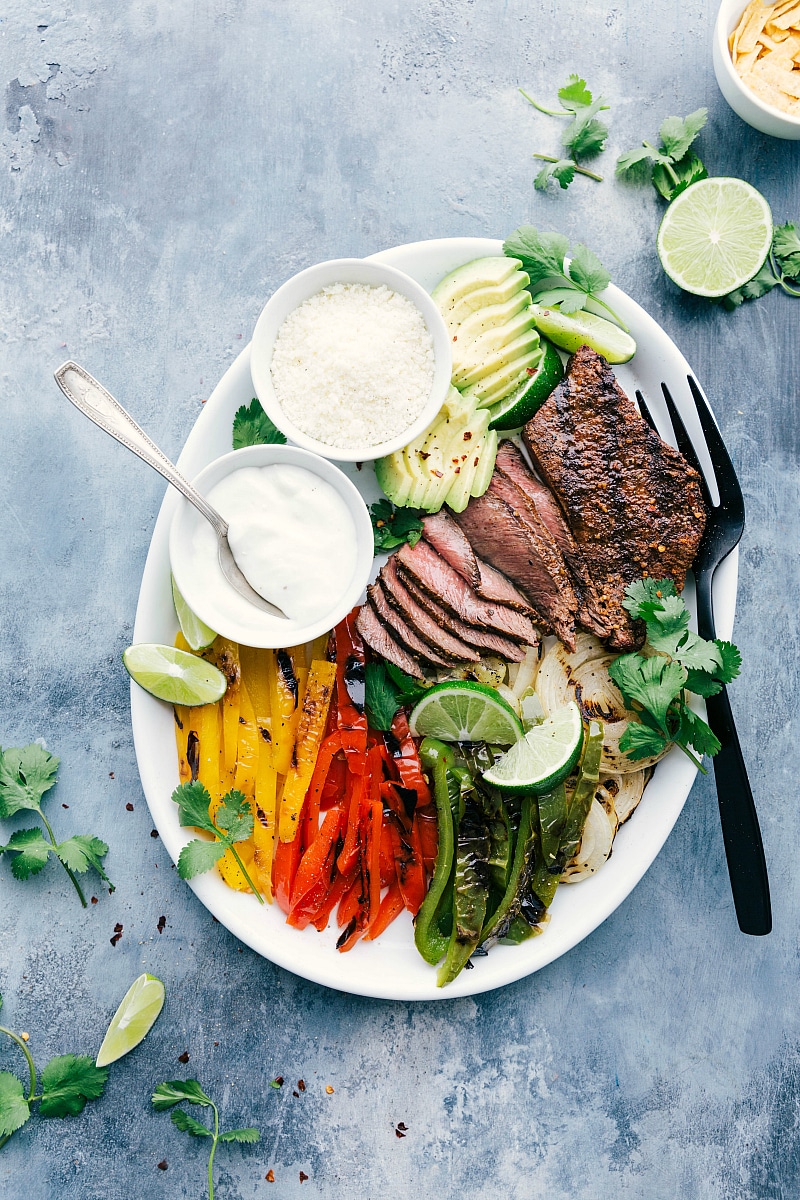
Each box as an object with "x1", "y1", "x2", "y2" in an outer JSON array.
[{"x1": 0, "y1": 1, "x2": 797, "y2": 1196}]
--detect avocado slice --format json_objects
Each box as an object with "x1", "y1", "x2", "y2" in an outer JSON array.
[
  {"x1": 452, "y1": 318, "x2": 540, "y2": 387},
  {"x1": 432, "y1": 257, "x2": 524, "y2": 315},
  {"x1": 442, "y1": 272, "x2": 530, "y2": 330},
  {"x1": 455, "y1": 329, "x2": 542, "y2": 391},
  {"x1": 462, "y1": 347, "x2": 544, "y2": 407},
  {"x1": 375, "y1": 452, "x2": 414, "y2": 507}
]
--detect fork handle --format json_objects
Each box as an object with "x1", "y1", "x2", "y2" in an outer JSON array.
[{"x1": 696, "y1": 575, "x2": 772, "y2": 935}]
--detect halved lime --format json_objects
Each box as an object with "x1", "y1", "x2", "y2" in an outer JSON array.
[
  {"x1": 96, "y1": 973, "x2": 165, "y2": 1067},
  {"x1": 482, "y1": 701, "x2": 584, "y2": 794},
  {"x1": 123, "y1": 643, "x2": 227, "y2": 706},
  {"x1": 487, "y1": 339, "x2": 565, "y2": 430},
  {"x1": 171, "y1": 575, "x2": 216, "y2": 651},
  {"x1": 529, "y1": 304, "x2": 636, "y2": 364},
  {"x1": 409, "y1": 680, "x2": 524, "y2": 744},
  {"x1": 656, "y1": 177, "x2": 773, "y2": 299}
]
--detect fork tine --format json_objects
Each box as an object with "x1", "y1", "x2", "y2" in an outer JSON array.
[
  {"x1": 687, "y1": 375, "x2": 744, "y2": 512},
  {"x1": 635, "y1": 390, "x2": 658, "y2": 433},
  {"x1": 661, "y1": 382, "x2": 714, "y2": 509}
]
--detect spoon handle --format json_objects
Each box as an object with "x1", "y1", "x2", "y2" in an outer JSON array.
[{"x1": 54, "y1": 361, "x2": 228, "y2": 540}]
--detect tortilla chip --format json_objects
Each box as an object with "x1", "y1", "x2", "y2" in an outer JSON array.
[
  {"x1": 771, "y1": 1, "x2": 800, "y2": 29},
  {"x1": 744, "y1": 66, "x2": 800, "y2": 108},
  {"x1": 737, "y1": 46, "x2": 762, "y2": 71},
  {"x1": 752, "y1": 54, "x2": 800, "y2": 93}
]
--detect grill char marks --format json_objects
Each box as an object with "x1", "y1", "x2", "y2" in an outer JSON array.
[
  {"x1": 523, "y1": 345, "x2": 707, "y2": 650},
  {"x1": 381, "y1": 557, "x2": 480, "y2": 664},
  {"x1": 368, "y1": 579, "x2": 450, "y2": 669},
  {"x1": 422, "y1": 510, "x2": 534, "y2": 613},
  {"x1": 494, "y1": 440, "x2": 611, "y2": 640},
  {"x1": 395, "y1": 540, "x2": 540, "y2": 644},
  {"x1": 394, "y1": 566, "x2": 527, "y2": 662},
  {"x1": 356, "y1": 603, "x2": 423, "y2": 678}
]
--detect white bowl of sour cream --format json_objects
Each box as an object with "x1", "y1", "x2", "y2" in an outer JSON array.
[
  {"x1": 250, "y1": 258, "x2": 452, "y2": 462},
  {"x1": 169, "y1": 444, "x2": 374, "y2": 649}
]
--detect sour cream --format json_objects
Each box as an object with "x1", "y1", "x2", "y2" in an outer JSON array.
[{"x1": 195, "y1": 464, "x2": 358, "y2": 624}]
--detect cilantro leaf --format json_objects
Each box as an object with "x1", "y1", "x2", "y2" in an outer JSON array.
[
  {"x1": 173, "y1": 782, "x2": 261, "y2": 898},
  {"x1": 682, "y1": 668, "x2": 722, "y2": 698},
  {"x1": 621, "y1": 578, "x2": 678, "y2": 621},
  {"x1": 232, "y1": 399, "x2": 286, "y2": 450},
  {"x1": 0, "y1": 744, "x2": 60, "y2": 818},
  {"x1": 721, "y1": 262, "x2": 780, "y2": 310},
  {"x1": 152, "y1": 1080, "x2": 214, "y2": 1110},
  {"x1": 714, "y1": 640, "x2": 742, "y2": 684},
  {"x1": 39, "y1": 1055, "x2": 108, "y2": 1118},
  {"x1": 177, "y1": 838, "x2": 226, "y2": 879},
  {"x1": 568, "y1": 243, "x2": 611, "y2": 296},
  {"x1": 608, "y1": 654, "x2": 687, "y2": 730},
  {"x1": 618, "y1": 721, "x2": 670, "y2": 761},
  {"x1": 220, "y1": 1127, "x2": 261, "y2": 1143},
  {"x1": 652, "y1": 151, "x2": 708, "y2": 203},
  {"x1": 616, "y1": 144, "x2": 663, "y2": 175},
  {"x1": 504, "y1": 225, "x2": 624, "y2": 326},
  {"x1": 504, "y1": 226, "x2": 570, "y2": 285},
  {"x1": 534, "y1": 159, "x2": 576, "y2": 191},
  {"x1": 5, "y1": 828, "x2": 52, "y2": 879},
  {"x1": 370, "y1": 500, "x2": 424, "y2": 553},
  {"x1": 677, "y1": 706, "x2": 721, "y2": 758},
  {"x1": 365, "y1": 663, "x2": 401, "y2": 732},
  {"x1": 173, "y1": 781, "x2": 217, "y2": 835},
  {"x1": 214, "y1": 791, "x2": 253, "y2": 843},
  {"x1": 385, "y1": 662, "x2": 427, "y2": 706},
  {"x1": 616, "y1": 109, "x2": 707, "y2": 202},
  {"x1": 55, "y1": 835, "x2": 111, "y2": 883},
  {"x1": 670, "y1": 631, "x2": 722, "y2": 673},
  {"x1": 530, "y1": 287, "x2": 587, "y2": 312},
  {"x1": 658, "y1": 109, "x2": 708, "y2": 161},
  {"x1": 557, "y1": 75, "x2": 594, "y2": 111},
  {"x1": 0, "y1": 1071, "x2": 31, "y2": 1138},
  {"x1": 564, "y1": 109, "x2": 608, "y2": 159},
  {"x1": 773, "y1": 223, "x2": 800, "y2": 280},
  {"x1": 171, "y1": 1109, "x2": 213, "y2": 1137}
]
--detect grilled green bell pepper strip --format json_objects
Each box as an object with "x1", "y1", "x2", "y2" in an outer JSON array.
[
  {"x1": 478, "y1": 794, "x2": 533, "y2": 946},
  {"x1": 414, "y1": 738, "x2": 457, "y2": 965},
  {"x1": 538, "y1": 782, "x2": 567, "y2": 871},
  {"x1": 437, "y1": 797, "x2": 491, "y2": 987},
  {"x1": 558, "y1": 720, "x2": 603, "y2": 863}
]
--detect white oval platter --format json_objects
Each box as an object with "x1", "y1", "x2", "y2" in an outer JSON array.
[{"x1": 131, "y1": 237, "x2": 737, "y2": 1001}]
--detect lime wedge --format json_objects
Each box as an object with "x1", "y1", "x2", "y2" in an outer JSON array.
[
  {"x1": 96, "y1": 973, "x2": 165, "y2": 1067},
  {"x1": 529, "y1": 304, "x2": 636, "y2": 363},
  {"x1": 409, "y1": 680, "x2": 524, "y2": 744},
  {"x1": 656, "y1": 177, "x2": 773, "y2": 298},
  {"x1": 487, "y1": 339, "x2": 564, "y2": 430},
  {"x1": 482, "y1": 701, "x2": 584, "y2": 794},
  {"x1": 123, "y1": 643, "x2": 227, "y2": 705},
  {"x1": 171, "y1": 576, "x2": 216, "y2": 651}
]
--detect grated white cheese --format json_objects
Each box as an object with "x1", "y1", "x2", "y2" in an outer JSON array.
[{"x1": 270, "y1": 282, "x2": 435, "y2": 449}]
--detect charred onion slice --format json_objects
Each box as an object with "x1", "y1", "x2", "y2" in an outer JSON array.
[{"x1": 561, "y1": 799, "x2": 615, "y2": 882}]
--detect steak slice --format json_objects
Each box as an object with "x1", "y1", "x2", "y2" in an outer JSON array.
[
  {"x1": 368, "y1": 580, "x2": 449, "y2": 669},
  {"x1": 396, "y1": 567, "x2": 528, "y2": 662},
  {"x1": 356, "y1": 603, "x2": 424, "y2": 679},
  {"x1": 523, "y1": 345, "x2": 707, "y2": 650},
  {"x1": 423, "y1": 508, "x2": 534, "y2": 613},
  {"x1": 494, "y1": 440, "x2": 611, "y2": 640},
  {"x1": 395, "y1": 541, "x2": 539, "y2": 644},
  {"x1": 381, "y1": 557, "x2": 479, "y2": 664}
]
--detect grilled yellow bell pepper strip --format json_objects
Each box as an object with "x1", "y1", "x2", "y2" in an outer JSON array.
[
  {"x1": 279, "y1": 659, "x2": 337, "y2": 843},
  {"x1": 233, "y1": 680, "x2": 260, "y2": 799}
]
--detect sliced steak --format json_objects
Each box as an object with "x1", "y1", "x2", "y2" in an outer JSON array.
[
  {"x1": 493, "y1": 441, "x2": 611, "y2": 640},
  {"x1": 395, "y1": 540, "x2": 539, "y2": 644},
  {"x1": 368, "y1": 580, "x2": 449, "y2": 669},
  {"x1": 422, "y1": 511, "x2": 480, "y2": 589},
  {"x1": 356, "y1": 604, "x2": 423, "y2": 679},
  {"x1": 523, "y1": 345, "x2": 707, "y2": 650},
  {"x1": 396, "y1": 567, "x2": 528, "y2": 662},
  {"x1": 381, "y1": 557, "x2": 479, "y2": 664}
]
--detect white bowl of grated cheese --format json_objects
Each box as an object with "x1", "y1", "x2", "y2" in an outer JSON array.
[{"x1": 250, "y1": 258, "x2": 452, "y2": 461}]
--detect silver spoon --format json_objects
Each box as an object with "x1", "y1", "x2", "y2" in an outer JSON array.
[{"x1": 53, "y1": 361, "x2": 287, "y2": 619}]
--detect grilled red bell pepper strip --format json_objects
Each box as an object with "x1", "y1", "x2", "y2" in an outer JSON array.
[
  {"x1": 311, "y1": 863, "x2": 357, "y2": 932},
  {"x1": 388, "y1": 712, "x2": 431, "y2": 805},
  {"x1": 320, "y1": 752, "x2": 348, "y2": 811},
  {"x1": 337, "y1": 744, "x2": 381, "y2": 874},
  {"x1": 386, "y1": 812, "x2": 426, "y2": 916},
  {"x1": 287, "y1": 806, "x2": 344, "y2": 929},
  {"x1": 334, "y1": 610, "x2": 368, "y2": 773},
  {"x1": 364, "y1": 880, "x2": 404, "y2": 940},
  {"x1": 416, "y1": 803, "x2": 440, "y2": 873},
  {"x1": 301, "y1": 731, "x2": 342, "y2": 848},
  {"x1": 273, "y1": 825, "x2": 304, "y2": 915}
]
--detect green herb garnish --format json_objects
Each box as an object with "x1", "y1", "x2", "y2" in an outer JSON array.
[
  {"x1": 503, "y1": 224, "x2": 626, "y2": 328},
  {"x1": 608, "y1": 579, "x2": 741, "y2": 770},
  {"x1": 232, "y1": 398, "x2": 287, "y2": 449},
  {"x1": 369, "y1": 499, "x2": 424, "y2": 553},
  {"x1": 365, "y1": 661, "x2": 427, "y2": 731},
  {"x1": 520, "y1": 75, "x2": 609, "y2": 190},
  {"x1": 172, "y1": 782, "x2": 263, "y2": 903},
  {"x1": 0, "y1": 992, "x2": 108, "y2": 1151},
  {"x1": 0, "y1": 743, "x2": 112, "y2": 907},
  {"x1": 616, "y1": 108, "x2": 708, "y2": 202},
  {"x1": 152, "y1": 1078, "x2": 259, "y2": 1200},
  {"x1": 722, "y1": 222, "x2": 800, "y2": 309}
]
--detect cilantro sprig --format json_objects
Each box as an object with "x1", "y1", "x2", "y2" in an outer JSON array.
[
  {"x1": 608, "y1": 579, "x2": 741, "y2": 770},
  {"x1": 370, "y1": 499, "x2": 424, "y2": 553},
  {"x1": 520, "y1": 75, "x2": 609, "y2": 190},
  {"x1": 504, "y1": 224, "x2": 627, "y2": 329},
  {"x1": 152, "y1": 1078, "x2": 259, "y2": 1200},
  {"x1": 172, "y1": 781, "x2": 263, "y2": 903},
  {"x1": 722, "y1": 222, "x2": 800, "y2": 310},
  {"x1": 0, "y1": 991, "x2": 109, "y2": 1152},
  {"x1": 0, "y1": 743, "x2": 112, "y2": 908},
  {"x1": 231, "y1": 398, "x2": 287, "y2": 450},
  {"x1": 616, "y1": 108, "x2": 708, "y2": 202},
  {"x1": 365, "y1": 661, "x2": 427, "y2": 731}
]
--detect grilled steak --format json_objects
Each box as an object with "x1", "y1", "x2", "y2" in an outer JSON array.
[
  {"x1": 368, "y1": 580, "x2": 449, "y2": 669},
  {"x1": 396, "y1": 568, "x2": 528, "y2": 661},
  {"x1": 356, "y1": 603, "x2": 423, "y2": 678},
  {"x1": 494, "y1": 439, "x2": 611, "y2": 639},
  {"x1": 423, "y1": 508, "x2": 534, "y2": 613},
  {"x1": 381, "y1": 556, "x2": 479, "y2": 664},
  {"x1": 523, "y1": 345, "x2": 707, "y2": 650},
  {"x1": 395, "y1": 541, "x2": 539, "y2": 644}
]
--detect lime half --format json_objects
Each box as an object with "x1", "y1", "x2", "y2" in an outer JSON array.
[
  {"x1": 171, "y1": 576, "x2": 216, "y2": 651},
  {"x1": 123, "y1": 643, "x2": 227, "y2": 706},
  {"x1": 657, "y1": 178, "x2": 773, "y2": 299},
  {"x1": 482, "y1": 701, "x2": 584, "y2": 794},
  {"x1": 96, "y1": 973, "x2": 165, "y2": 1067},
  {"x1": 487, "y1": 339, "x2": 565, "y2": 430},
  {"x1": 529, "y1": 304, "x2": 636, "y2": 364},
  {"x1": 409, "y1": 681, "x2": 524, "y2": 745}
]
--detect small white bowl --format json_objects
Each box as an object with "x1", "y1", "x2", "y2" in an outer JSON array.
[
  {"x1": 714, "y1": 0, "x2": 800, "y2": 139},
  {"x1": 250, "y1": 257, "x2": 452, "y2": 462},
  {"x1": 169, "y1": 443, "x2": 373, "y2": 649}
]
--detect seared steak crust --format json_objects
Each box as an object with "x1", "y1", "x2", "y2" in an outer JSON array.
[
  {"x1": 368, "y1": 580, "x2": 449, "y2": 669},
  {"x1": 523, "y1": 346, "x2": 707, "y2": 650},
  {"x1": 423, "y1": 509, "x2": 534, "y2": 613},
  {"x1": 395, "y1": 567, "x2": 528, "y2": 662},
  {"x1": 381, "y1": 557, "x2": 480, "y2": 664},
  {"x1": 356, "y1": 603, "x2": 423, "y2": 678}
]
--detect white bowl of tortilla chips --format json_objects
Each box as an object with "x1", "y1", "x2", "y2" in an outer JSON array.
[{"x1": 714, "y1": 0, "x2": 800, "y2": 137}]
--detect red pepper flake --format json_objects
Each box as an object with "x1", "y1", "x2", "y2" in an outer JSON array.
[
  {"x1": 266, "y1": 1170, "x2": 275, "y2": 1183},
  {"x1": 62, "y1": 803, "x2": 69, "y2": 809},
  {"x1": 150, "y1": 829, "x2": 159, "y2": 838},
  {"x1": 452, "y1": 335, "x2": 458, "y2": 341},
  {"x1": 91, "y1": 896, "x2": 98, "y2": 904},
  {"x1": 157, "y1": 915, "x2": 166, "y2": 934},
  {"x1": 110, "y1": 933, "x2": 121, "y2": 946},
  {"x1": 526, "y1": 367, "x2": 536, "y2": 376},
  {"x1": 178, "y1": 1050, "x2": 189, "y2": 1064},
  {"x1": 397, "y1": 1122, "x2": 408, "y2": 1131},
  {"x1": 157, "y1": 1160, "x2": 168, "y2": 1171},
  {"x1": 395, "y1": 1127, "x2": 406, "y2": 1138},
  {"x1": 463, "y1": 431, "x2": 473, "y2": 440},
  {"x1": 292, "y1": 1090, "x2": 299, "y2": 1098},
  {"x1": 297, "y1": 1079, "x2": 306, "y2": 1092},
  {"x1": 126, "y1": 802, "x2": 134, "y2": 812},
  {"x1": 109, "y1": 772, "x2": 115, "y2": 779},
  {"x1": 299, "y1": 1172, "x2": 309, "y2": 1183},
  {"x1": 431, "y1": 469, "x2": 443, "y2": 478},
  {"x1": 418, "y1": 450, "x2": 430, "y2": 460}
]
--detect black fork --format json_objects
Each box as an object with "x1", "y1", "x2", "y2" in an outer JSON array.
[{"x1": 636, "y1": 379, "x2": 771, "y2": 936}]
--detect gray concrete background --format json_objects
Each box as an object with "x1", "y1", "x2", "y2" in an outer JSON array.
[{"x1": 0, "y1": 1, "x2": 797, "y2": 1196}]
